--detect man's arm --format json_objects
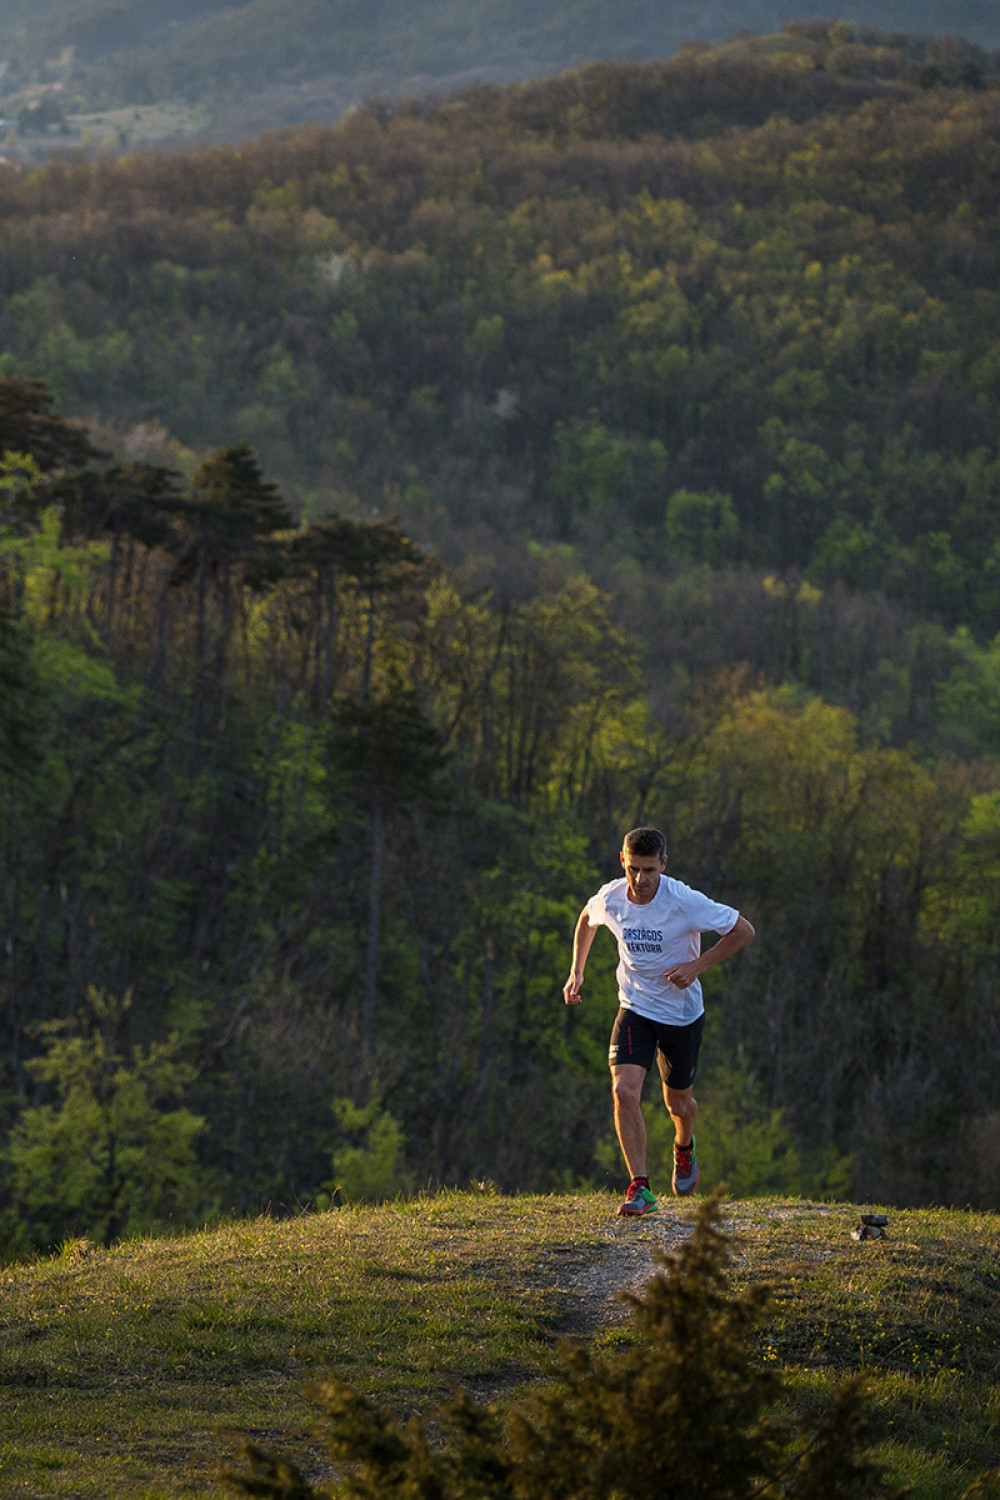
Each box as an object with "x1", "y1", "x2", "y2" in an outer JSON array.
[
  {"x1": 663, "y1": 914, "x2": 755, "y2": 990},
  {"x1": 563, "y1": 908, "x2": 598, "y2": 1005}
]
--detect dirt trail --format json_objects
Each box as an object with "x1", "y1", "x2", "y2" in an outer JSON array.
[
  {"x1": 562, "y1": 1213, "x2": 699, "y2": 1336},
  {"x1": 562, "y1": 1202, "x2": 840, "y2": 1336}
]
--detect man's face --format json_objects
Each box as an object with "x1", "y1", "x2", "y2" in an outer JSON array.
[{"x1": 620, "y1": 848, "x2": 667, "y2": 904}]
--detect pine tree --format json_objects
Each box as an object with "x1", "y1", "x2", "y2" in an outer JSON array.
[
  {"x1": 328, "y1": 684, "x2": 449, "y2": 1060},
  {"x1": 4, "y1": 989, "x2": 210, "y2": 1249},
  {"x1": 0, "y1": 376, "x2": 102, "y2": 477},
  {"x1": 170, "y1": 443, "x2": 292, "y2": 683}
]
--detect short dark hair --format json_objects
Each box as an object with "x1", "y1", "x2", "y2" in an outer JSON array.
[{"x1": 622, "y1": 827, "x2": 667, "y2": 860}]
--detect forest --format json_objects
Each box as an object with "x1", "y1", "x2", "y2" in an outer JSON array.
[{"x1": 2, "y1": 25, "x2": 1000, "y2": 1256}]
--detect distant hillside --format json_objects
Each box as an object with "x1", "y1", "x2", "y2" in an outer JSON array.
[
  {"x1": 2, "y1": 26, "x2": 1000, "y2": 650},
  {"x1": 0, "y1": 0, "x2": 998, "y2": 152},
  {"x1": 0, "y1": 0, "x2": 86, "y2": 43}
]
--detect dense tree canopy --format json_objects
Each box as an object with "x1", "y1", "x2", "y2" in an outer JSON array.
[{"x1": 0, "y1": 27, "x2": 998, "y2": 640}]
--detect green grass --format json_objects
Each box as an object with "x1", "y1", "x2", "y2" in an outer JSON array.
[
  {"x1": 723, "y1": 1199, "x2": 1000, "y2": 1496},
  {"x1": 1, "y1": 1192, "x2": 999, "y2": 1497},
  {"x1": 0, "y1": 1191, "x2": 610, "y2": 1496}
]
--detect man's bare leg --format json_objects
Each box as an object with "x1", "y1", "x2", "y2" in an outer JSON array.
[
  {"x1": 663, "y1": 1080, "x2": 700, "y2": 1194},
  {"x1": 611, "y1": 1064, "x2": 648, "y2": 1178},
  {"x1": 663, "y1": 1081, "x2": 698, "y2": 1148}
]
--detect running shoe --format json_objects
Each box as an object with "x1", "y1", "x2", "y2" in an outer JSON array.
[
  {"x1": 672, "y1": 1137, "x2": 700, "y2": 1196},
  {"x1": 617, "y1": 1181, "x2": 658, "y2": 1217}
]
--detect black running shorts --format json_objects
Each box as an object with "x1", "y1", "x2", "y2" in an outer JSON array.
[{"x1": 607, "y1": 1008, "x2": 705, "y2": 1090}]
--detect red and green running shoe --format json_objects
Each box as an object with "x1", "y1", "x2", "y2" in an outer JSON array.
[
  {"x1": 617, "y1": 1181, "x2": 658, "y2": 1217},
  {"x1": 672, "y1": 1137, "x2": 699, "y2": 1196}
]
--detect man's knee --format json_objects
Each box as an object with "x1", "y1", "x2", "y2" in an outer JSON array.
[
  {"x1": 612, "y1": 1067, "x2": 645, "y2": 1107},
  {"x1": 667, "y1": 1087, "x2": 697, "y2": 1121}
]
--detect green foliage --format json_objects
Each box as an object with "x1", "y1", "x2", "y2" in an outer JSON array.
[
  {"x1": 0, "y1": 597, "x2": 39, "y2": 780},
  {"x1": 3, "y1": 36, "x2": 1000, "y2": 630},
  {"x1": 549, "y1": 416, "x2": 668, "y2": 542},
  {"x1": 636, "y1": 1064, "x2": 851, "y2": 1201},
  {"x1": 0, "y1": 380, "x2": 998, "y2": 1221},
  {"x1": 0, "y1": 448, "x2": 44, "y2": 522},
  {"x1": 323, "y1": 1094, "x2": 414, "y2": 1205},
  {"x1": 0, "y1": 377, "x2": 102, "y2": 474},
  {"x1": 224, "y1": 1193, "x2": 905, "y2": 1499},
  {"x1": 3, "y1": 989, "x2": 211, "y2": 1249},
  {"x1": 935, "y1": 628, "x2": 1000, "y2": 753},
  {"x1": 188, "y1": 443, "x2": 291, "y2": 550},
  {"x1": 328, "y1": 684, "x2": 449, "y2": 811},
  {"x1": 664, "y1": 487, "x2": 739, "y2": 566}
]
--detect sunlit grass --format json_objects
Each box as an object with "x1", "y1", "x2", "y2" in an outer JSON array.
[
  {"x1": 0, "y1": 1191, "x2": 610, "y2": 1496},
  {"x1": 724, "y1": 1197, "x2": 1000, "y2": 1496}
]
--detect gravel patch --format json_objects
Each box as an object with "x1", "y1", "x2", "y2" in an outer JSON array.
[{"x1": 561, "y1": 1213, "x2": 697, "y2": 1335}]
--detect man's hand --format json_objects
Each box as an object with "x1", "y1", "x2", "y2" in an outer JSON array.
[
  {"x1": 565, "y1": 909, "x2": 597, "y2": 1006},
  {"x1": 663, "y1": 960, "x2": 701, "y2": 990},
  {"x1": 665, "y1": 916, "x2": 755, "y2": 990},
  {"x1": 563, "y1": 972, "x2": 585, "y2": 1005}
]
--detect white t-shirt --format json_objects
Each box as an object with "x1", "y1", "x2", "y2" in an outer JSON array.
[{"x1": 586, "y1": 874, "x2": 740, "y2": 1026}]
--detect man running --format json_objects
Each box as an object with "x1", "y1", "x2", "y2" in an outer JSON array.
[{"x1": 564, "y1": 826, "x2": 755, "y2": 1217}]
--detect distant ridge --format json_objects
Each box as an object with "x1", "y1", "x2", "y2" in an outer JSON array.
[{"x1": 0, "y1": 0, "x2": 997, "y2": 156}]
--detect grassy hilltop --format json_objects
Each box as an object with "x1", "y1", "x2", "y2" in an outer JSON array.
[{"x1": 2, "y1": 1191, "x2": 999, "y2": 1497}]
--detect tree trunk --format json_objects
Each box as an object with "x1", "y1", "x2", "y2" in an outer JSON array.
[
  {"x1": 362, "y1": 788, "x2": 384, "y2": 1064},
  {"x1": 472, "y1": 933, "x2": 496, "y2": 1175},
  {"x1": 362, "y1": 586, "x2": 377, "y2": 699},
  {"x1": 104, "y1": 523, "x2": 120, "y2": 651},
  {"x1": 151, "y1": 577, "x2": 171, "y2": 694},
  {"x1": 196, "y1": 513, "x2": 209, "y2": 678},
  {"x1": 323, "y1": 568, "x2": 337, "y2": 701}
]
